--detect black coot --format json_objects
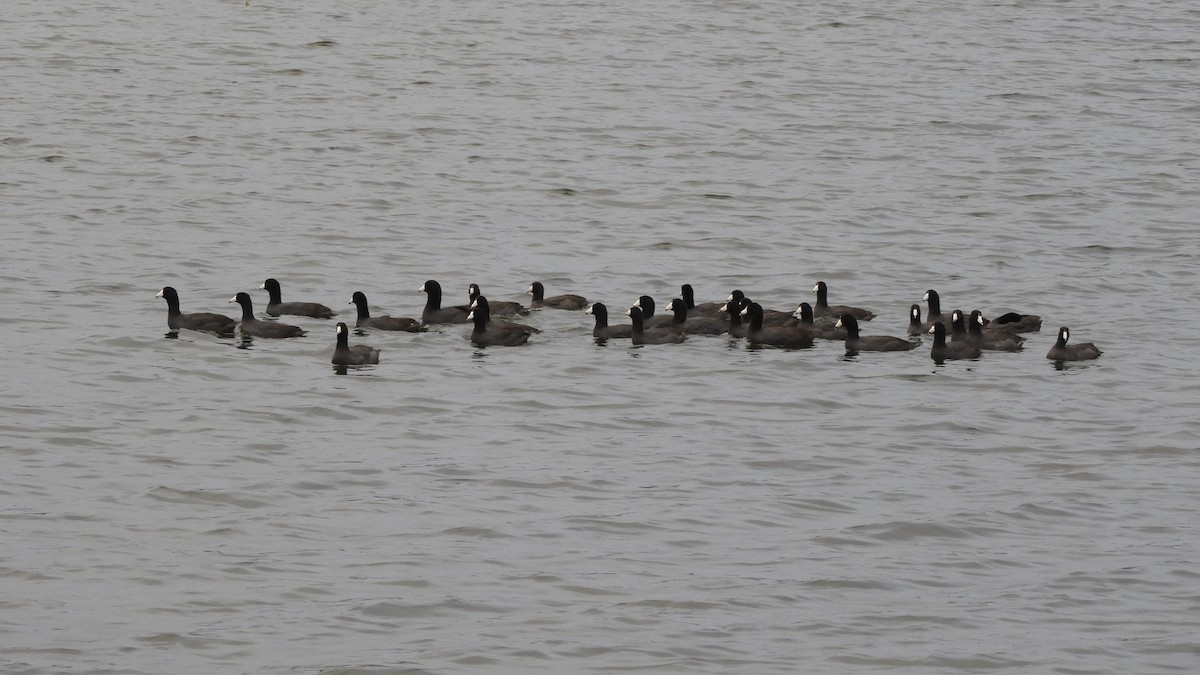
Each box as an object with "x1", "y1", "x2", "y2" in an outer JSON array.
[
  {"x1": 625, "y1": 306, "x2": 686, "y2": 345},
  {"x1": 680, "y1": 284, "x2": 725, "y2": 317},
  {"x1": 928, "y1": 321, "x2": 981, "y2": 362},
  {"x1": 907, "y1": 304, "x2": 924, "y2": 336},
  {"x1": 812, "y1": 281, "x2": 875, "y2": 321},
  {"x1": 332, "y1": 322, "x2": 380, "y2": 365},
  {"x1": 527, "y1": 281, "x2": 588, "y2": 310},
  {"x1": 721, "y1": 298, "x2": 749, "y2": 338},
  {"x1": 156, "y1": 287, "x2": 237, "y2": 334},
  {"x1": 468, "y1": 283, "x2": 528, "y2": 316},
  {"x1": 792, "y1": 302, "x2": 846, "y2": 340},
  {"x1": 1046, "y1": 327, "x2": 1101, "y2": 361},
  {"x1": 666, "y1": 298, "x2": 726, "y2": 335},
  {"x1": 949, "y1": 309, "x2": 970, "y2": 341},
  {"x1": 725, "y1": 290, "x2": 795, "y2": 326},
  {"x1": 586, "y1": 303, "x2": 633, "y2": 339},
  {"x1": 468, "y1": 297, "x2": 535, "y2": 346},
  {"x1": 987, "y1": 310, "x2": 1043, "y2": 334},
  {"x1": 837, "y1": 314, "x2": 918, "y2": 352},
  {"x1": 968, "y1": 310, "x2": 1024, "y2": 351},
  {"x1": 350, "y1": 291, "x2": 425, "y2": 332},
  {"x1": 229, "y1": 292, "x2": 306, "y2": 338},
  {"x1": 469, "y1": 296, "x2": 540, "y2": 334},
  {"x1": 419, "y1": 280, "x2": 471, "y2": 324},
  {"x1": 741, "y1": 302, "x2": 813, "y2": 348},
  {"x1": 260, "y1": 278, "x2": 335, "y2": 319},
  {"x1": 922, "y1": 290, "x2": 948, "y2": 331},
  {"x1": 634, "y1": 295, "x2": 676, "y2": 329}
]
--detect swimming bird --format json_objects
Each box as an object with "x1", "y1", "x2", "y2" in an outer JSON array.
[
  {"x1": 527, "y1": 281, "x2": 588, "y2": 310},
  {"x1": 922, "y1": 289, "x2": 949, "y2": 330},
  {"x1": 967, "y1": 310, "x2": 1024, "y2": 351},
  {"x1": 907, "y1": 304, "x2": 925, "y2": 336},
  {"x1": 469, "y1": 296, "x2": 540, "y2": 334},
  {"x1": 156, "y1": 287, "x2": 237, "y2": 334},
  {"x1": 229, "y1": 292, "x2": 306, "y2": 338},
  {"x1": 665, "y1": 297, "x2": 727, "y2": 335},
  {"x1": 725, "y1": 290, "x2": 794, "y2": 326},
  {"x1": 332, "y1": 322, "x2": 380, "y2": 365},
  {"x1": 1046, "y1": 326, "x2": 1101, "y2": 361},
  {"x1": 633, "y1": 295, "x2": 677, "y2": 329},
  {"x1": 987, "y1": 309, "x2": 1043, "y2": 334},
  {"x1": 259, "y1": 278, "x2": 335, "y2": 318},
  {"x1": 419, "y1": 280, "x2": 471, "y2": 324},
  {"x1": 680, "y1": 284, "x2": 725, "y2": 317},
  {"x1": 468, "y1": 283, "x2": 528, "y2": 316},
  {"x1": 741, "y1": 302, "x2": 813, "y2": 348},
  {"x1": 625, "y1": 306, "x2": 686, "y2": 345},
  {"x1": 349, "y1": 291, "x2": 425, "y2": 332},
  {"x1": 586, "y1": 303, "x2": 633, "y2": 339},
  {"x1": 792, "y1": 302, "x2": 847, "y2": 340},
  {"x1": 928, "y1": 321, "x2": 980, "y2": 362},
  {"x1": 720, "y1": 298, "x2": 749, "y2": 338},
  {"x1": 812, "y1": 281, "x2": 875, "y2": 321},
  {"x1": 836, "y1": 314, "x2": 918, "y2": 352},
  {"x1": 467, "y1": 297, "x2": 536, "y2": 346},
  {"x1": 949, "y1": 309, "x2": 970, "y2": 341}
]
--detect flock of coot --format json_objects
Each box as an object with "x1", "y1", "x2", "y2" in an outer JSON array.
[{"x1": 156, "y1": 279, "x2": 1102, "y2": 366}]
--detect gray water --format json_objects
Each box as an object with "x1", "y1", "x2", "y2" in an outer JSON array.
[{"x1": 3, "y1": 1, "x2": 1199, "y2": 673}]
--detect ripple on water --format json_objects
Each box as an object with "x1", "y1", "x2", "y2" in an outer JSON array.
[{"x1": 3, "y1": 1, "x2": 1199, "y2": 673}]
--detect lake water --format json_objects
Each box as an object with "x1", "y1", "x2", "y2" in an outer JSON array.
[{"x1": 3, "y1": 1, "x2": 1199, "y2": 673}]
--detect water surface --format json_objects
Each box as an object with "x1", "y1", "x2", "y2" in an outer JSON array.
[{"x1": 2, "y1": 1, "x2": 1199, "y2": 673}]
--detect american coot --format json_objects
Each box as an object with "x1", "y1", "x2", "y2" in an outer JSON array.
[
  {"x1": 260, "y1": 278, "x2": 335, "y2": 319},
  {"x1": 332, "y1": 322, "x2": 380, "y2": 365},
  {"x1": 586, "y1": 303, "x2": 633, "y2": 339},
  {"x1": 792, "y1": 302, "x2": 846, "y2": 340},
  {"x1": 949, "y1": 309, "x2": 970, "y2": 341},
  {"x1": 907, "y1": 304, "x2": 925, "y2": 336},
  {"x1": 837, "y1": 314, "x2": 919, "y2": 353},
  {"x1": 229, "y1": 292, "x2": 306, "y2": 338},
  {"x1": 665, "y1": 298, "x2": 727, "y2": 336},
  {"x1": 725, "y1": 290, "x2": 795, "y2": 326},
  {"x1": 680, "y1": 284, "x2": 725, "y2": 317},
  {"x1": 469, "y1": 296, "x2": 540, "y2": 334},
  {"x1": 741, "y1": 302, "x2": 814, "y2": 348},
  {"x1": 467, "y1": 297, "x2": 535, "y2": 346},
  {"x1": 968, "y1": 310, "x2": 1024, "y2": 351},
  {"x1": 720, "y1": 298, "x2": 749, "y2": 338},
  {"x1": 922, "y1": 290, "x2": 949, "y2": 330},
  {"x1": 1046, "y1": 327, "x2": 1101, "y2": 361},
  {"x1": 349, "y1": 291, "x2": 425, "y2": 332},
  {"x1": 468, "y1": 283, "x2": 528, "y2": 316},
  {"x1": 928, "y1": 321, "x2": 981, "y2": 362},
  {"x1": 987, "y1": 310, "x2": 1043, "y2": 334},
  {"x1": 812, "y1": 281, "x2": 876, "y2": 321},
  {"x1": 419, "y1": 280, "x2": 471, "y2": 324},
  {"x1": 527, "y1": 281, "x2": 588, "y2": 310},
  {"x1": 633, "y1": 295, "x2": 676, "y2": 329},
  {"x1": 156, "y1": 287, "x2": 237, "y2": 334},
  {"x1": 625, "y1": 306, "x2": 686, "y2": 345}
]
